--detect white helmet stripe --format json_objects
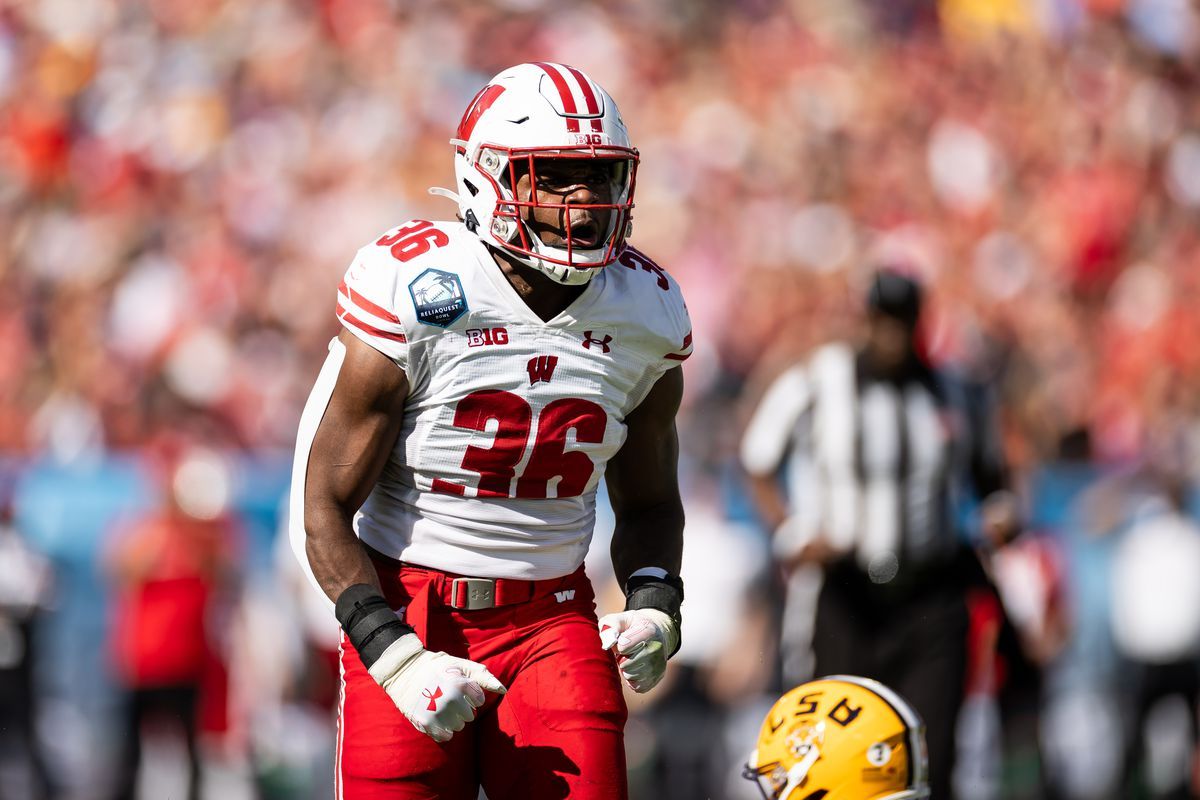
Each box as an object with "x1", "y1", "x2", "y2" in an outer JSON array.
[
  {"x1": 533, "y1": 62, "x2": 605, "y2": 133},
  {"x1": 533, "y1": 62, "x2": 583, "y2": 132},
  {"x1": 561, "y1": 64, "x2": 605, "y2": 132}
]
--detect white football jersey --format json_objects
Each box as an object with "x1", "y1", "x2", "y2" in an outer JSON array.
[{"x1": 296, "y1": 219, "x2": 692, "y2": 580}]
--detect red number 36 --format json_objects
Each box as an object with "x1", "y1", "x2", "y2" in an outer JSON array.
[
  {"x1": 376, "y1": 220, "x2": 449, "y2": 262},
  {"x1": 431, "y1": 391, "x2": 607, "y2": 499}
]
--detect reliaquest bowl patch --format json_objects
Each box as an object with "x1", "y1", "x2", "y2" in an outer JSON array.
[{"x1": 409, "y1": 268, "x2": 467, "y2": 327}]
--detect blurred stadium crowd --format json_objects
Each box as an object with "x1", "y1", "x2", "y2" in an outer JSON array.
[{"x1": 2, "y1": 0, "x2": 1200, "y2": 798}]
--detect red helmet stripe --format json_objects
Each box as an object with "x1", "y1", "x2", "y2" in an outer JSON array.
[
  {"x1": 562, "y1": 64, "x2": 599, "y2": 113},
  {"x1": 533, "y1": 61, "x2": 581, "y2": 133},
  {"x1": 456, "y1": 83, "x2": 506, "y2": 142},
  {"x1": 561, "y1": 64, "x2": 605, "y2": 132}
]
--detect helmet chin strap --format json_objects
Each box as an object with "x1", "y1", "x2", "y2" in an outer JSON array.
[
  {"x1": 436, "y1": 180, "x2": 610, "y2": 285},
  {"x1": 498, "y1": 219, "x2": 604, "y2": 286},
  {"x1": 427, "y1": 187, "x2": 461, "y2": 204},
  {"x1": 480, "y1": 238, "x2": 597, "y2": 286},
  {"x1": 779, "y1": 745, "x2": 821, "y2": 799}
]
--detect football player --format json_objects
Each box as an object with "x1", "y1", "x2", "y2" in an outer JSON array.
[
  {"x1": 744, "y1": 675, "x2": 930, "y2": 800},
  {"x1": 290, "y1": 62, "x2": 692, "y2": 799}
]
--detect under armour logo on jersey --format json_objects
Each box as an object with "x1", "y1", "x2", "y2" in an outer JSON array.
[
  {"x1": 582, "y1": 331, "x2": 612, "y2": 353},
  {"x1": 527, "y1": 355, "x2": 559, "y2": 385},
  {"x1": 554, "y1": 589, "x2": 576, "y2": 603},
  {"x1": 422, "y1": 686, "x2": 443, "y2": 711}
]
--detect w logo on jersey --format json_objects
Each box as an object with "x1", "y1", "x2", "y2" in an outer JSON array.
[
  {"x1": 527, "y1": 355, "x2": 558, "y2": 385},
  {"x1": 554, "y1": 589, "x2": 576, "y2": 603}
]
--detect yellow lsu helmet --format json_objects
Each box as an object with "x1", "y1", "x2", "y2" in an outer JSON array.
[{"x1": 743, "y1": 675, "x2": 929, "y2": 800}]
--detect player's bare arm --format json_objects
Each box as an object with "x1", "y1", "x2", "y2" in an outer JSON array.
[
  {"x1": 599, "y1": 366, "x2": 686, "y2": 693},
  {"x1": 303, "y1": 329, "x2": 505, "y2": 743},
  {"x1": 607, "y1": 366, "x2": 685, "y2": 584},
  {"x1": 303, "y1": 329, "x2": 409, "y2": 603}
]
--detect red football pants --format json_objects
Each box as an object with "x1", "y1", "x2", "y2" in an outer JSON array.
[{"x1": 336, "y1": 555, "x2": 629, "y2": 799}]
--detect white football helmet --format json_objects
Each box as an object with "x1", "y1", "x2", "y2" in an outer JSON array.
[{"x1": 433, "y1": 62, "x2": 639, "y2": 285}]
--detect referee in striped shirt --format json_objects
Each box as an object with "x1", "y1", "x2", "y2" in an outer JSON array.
[{"x1": 741, "y1": 269, "x2": 1016, "y2": 799}]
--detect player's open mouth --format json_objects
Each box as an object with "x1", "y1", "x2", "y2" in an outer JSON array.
[{"x1": 568, "y1": 220, "x2": 600, "y2": 248}]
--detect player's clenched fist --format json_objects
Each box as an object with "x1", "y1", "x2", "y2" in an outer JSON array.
[
  {"x1": 336, "y1": 584, "x2": 505, "y2": 743},
  {"x1": 599, "y1": 571, "x2": 685, "y2": 693},
  {"x1": 598, "y1": 609, "x2": 679, "y2": 693},
  {"x1": 368, "y1": 634, "x2": 506, "y2": 742}
]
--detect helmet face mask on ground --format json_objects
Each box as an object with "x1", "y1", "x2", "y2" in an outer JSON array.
[
  {"x1": 444, "y1": 62, "x2": 639, "y2": 285},
  {"x1": 744, "y1": 675, "x2": 930, "y2": 800}
]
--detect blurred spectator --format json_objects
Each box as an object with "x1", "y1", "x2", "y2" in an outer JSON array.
[
  {"x1": 233, "y1": 511, "x2": 339, "y2": 800},
  {"x1": 1111, "y1": 472, "x2": 1200, "y2": 798},
  {"x1": 971, "y1": 491, "x2": 1069, "y2": 798},
  {"x1": 741, "y1": 269, "x2": 1017, "y2": 799},
  {"x1": 0, "y1": 510, "x2": 54, "y2": 800},
  {"x1": 103, "y1": 446, "x2": 239, "y2": 800}
]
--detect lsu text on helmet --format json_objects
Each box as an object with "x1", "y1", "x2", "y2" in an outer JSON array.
[
  {"x1": 436, "y1": 62, "x2": 638, "y2": 286},
  {"x1": 744, "y1": 675, "x2": 930, "y2": 800}
]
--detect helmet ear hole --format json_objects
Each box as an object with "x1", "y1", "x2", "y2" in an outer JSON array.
[{"x1": 463, "y1": 179, "x2": 479, "y2": 197}]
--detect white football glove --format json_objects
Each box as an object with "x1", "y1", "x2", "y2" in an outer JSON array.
[
  {"x1": 367, "y1": 633, "x2": 506, "y2": 743},
  {"x1": 597, "y1": 609, "x2": 679, "y2": 693}
]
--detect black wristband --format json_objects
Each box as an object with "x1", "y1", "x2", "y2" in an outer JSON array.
[
  {"x1": 624, "y1": 573, "x2": 684, "y2": 657},
  {"x1": 334, "y1": 584, "x2": 415, "y2": 669}
]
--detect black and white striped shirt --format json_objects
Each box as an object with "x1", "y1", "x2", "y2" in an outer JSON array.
[{"x1": 741, "y1": 342, "x2": 1005, "y2": 580}]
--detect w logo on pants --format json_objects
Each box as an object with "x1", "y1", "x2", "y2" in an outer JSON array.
[{"x1": 527, "y1": 355, "x2": 558, "y2": 385}]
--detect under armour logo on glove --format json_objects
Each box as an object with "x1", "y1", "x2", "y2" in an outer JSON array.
[{"x1": 366, "y1": 634, "x2": 507, "y2": 743}]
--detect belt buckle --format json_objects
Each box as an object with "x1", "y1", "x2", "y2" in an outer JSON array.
[{"x1": 450, "y1": 577, "x2": 496, "y2": 610}]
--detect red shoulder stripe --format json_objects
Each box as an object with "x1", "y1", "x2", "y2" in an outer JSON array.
[
  {"x1": 337, "y1": 303, "x2": 407, "y2": 343},
  {"x1": 339, "y1": 279, "x2": 401, "y2": 325}
]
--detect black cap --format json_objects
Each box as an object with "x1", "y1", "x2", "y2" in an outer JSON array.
[{"x1": 867, "y1": 269, "x2": 923, "y2": 327}]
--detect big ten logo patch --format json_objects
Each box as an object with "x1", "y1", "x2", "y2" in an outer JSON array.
[{"x1": 466, "y1": 327, "x2": 509, "y2": 347}]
